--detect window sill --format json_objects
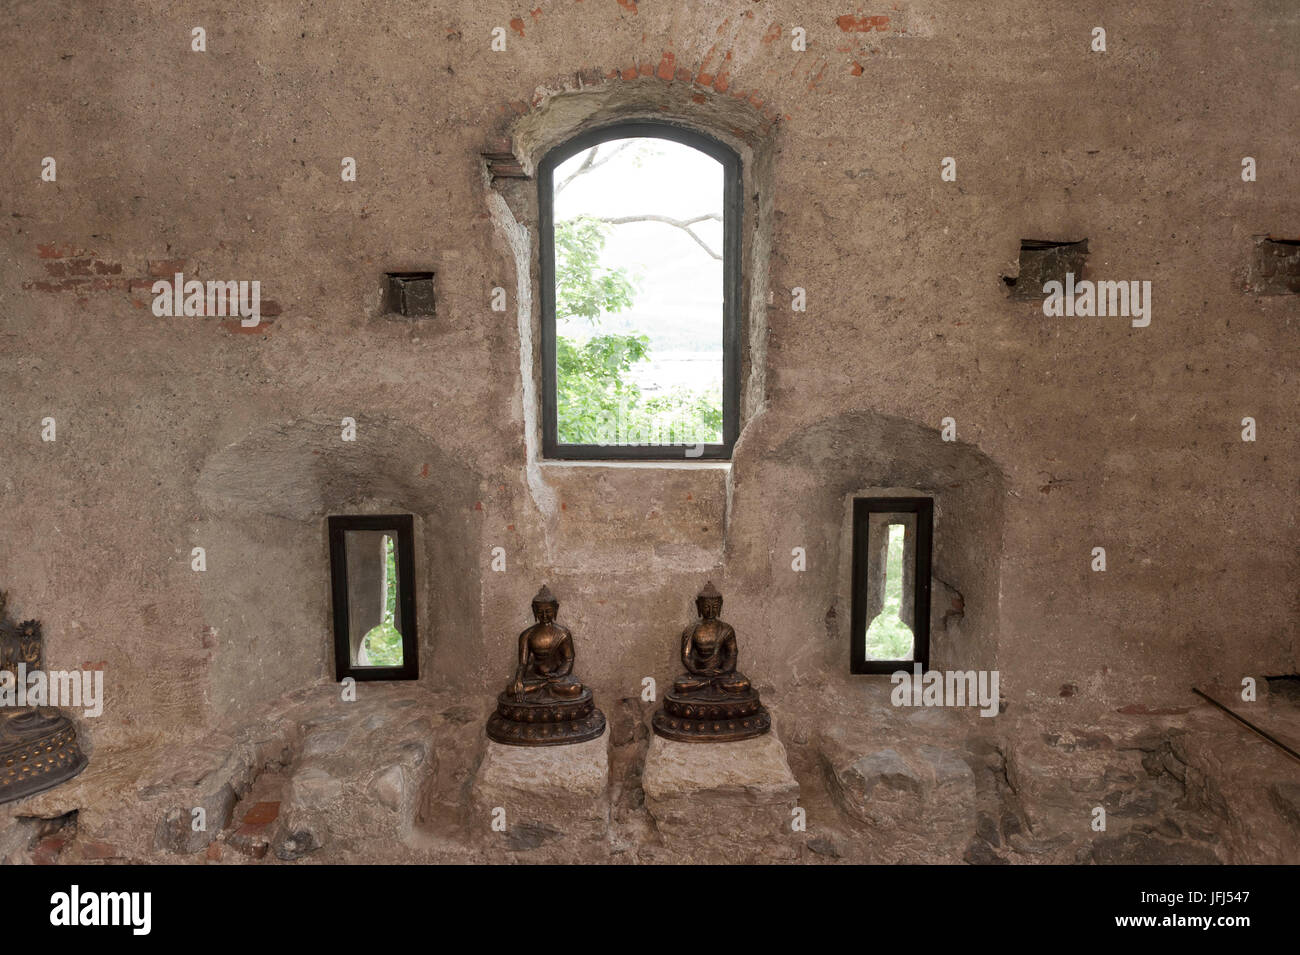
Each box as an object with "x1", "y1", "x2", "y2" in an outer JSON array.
[{"x1": 540, "y1": 459, "x2": 731, "y2": 471}]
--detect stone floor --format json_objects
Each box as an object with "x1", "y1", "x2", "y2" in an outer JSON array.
[{"x1": 2, "y1": 679, "x2": 1298, "y2": 864}]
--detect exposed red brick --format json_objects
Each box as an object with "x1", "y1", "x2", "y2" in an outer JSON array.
[
  {"x1": 24, "y1": 277, "x2": 126, "y2": 294},
  {"x1": 46, "y1": 258, "x2": 121, "y2": 277},
  {"x1": 530, "y1": 7, "x2": 542, "y2": 18},
  {"x1": 206, "y1": 842, "x2": 223, "y2": 861},
  {"x1": 509, "y1": 17, "x2": 526, "y2": 36},
  {"x1": 241, "y1": 801, "x2": 281, "y2": 825},
  {"x1": 850, "y1": 61, "x2": 864, "y2": 75},
  {"x1": 617, "y1": 0, "x2": 637, "y2": 13},
  {"x1": 762, "y1": 22, "x2": 782, "y2": 44},
  {"x1": 148, "y1": 258, "x2": 186, "y2": 276},
  {"x1": 228, "y1": 821, "x2": 271, "y2": 857},
  {"x1": 691, "y1": 92, "x2": 707, "y2": 104},
  {"x1": 33, "y1": 835, "x2": 67, "y2": 865},
  {"x1": 638, "y1": 61, "x2": 653, "y2": 76},
  {"x1": 37, "y1": 242, "x2": 87, "y2": 259},
  {"x1": 836, "y1": 14, "x2": 890, "y2": 32},
  {"x1": 79, "y1": 840, "x2": 122, "y2": 860},
  {"x1": 675, "y1": 66, "x2": 692, "y2": 82},
  {"x1": 657, "y1": 52, "x2": 675, "y2": 80},
  {"x1": 696, "y1": 71, "x2": 714, "y2": 87},
  {"x1": 621, "y1": 65, "x2": 637, "y2": 80},
  {"x1": 713, "y1": 71, "x2": 730, "y2": 93}
]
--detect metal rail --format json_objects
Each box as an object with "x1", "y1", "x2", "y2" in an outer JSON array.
[{"x1": 1192, "y1": 686, "x2": 1300, "y2": 765}]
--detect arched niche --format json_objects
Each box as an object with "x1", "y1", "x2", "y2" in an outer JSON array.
[{"x1": 195, "y1": 416, "x2": 483, "y2": 717}]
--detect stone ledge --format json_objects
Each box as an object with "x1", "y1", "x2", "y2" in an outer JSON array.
[
  {"x1": 472, "y1": 729, "x2": 610, "y2": 849},
  {"x1": 642, "y1": 726, "x2": 799, "y2": 861}
]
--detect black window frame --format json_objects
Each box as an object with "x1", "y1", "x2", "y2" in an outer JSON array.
[
  {"x1": 539, "y1": 120, "x2": 742, "y2": 460},
  {"x1": 850, "y1": 497, "x2": 933, "y2": 674},
  {"x1": 328, "y1": 514, "x2": 419, "y2": 681}
]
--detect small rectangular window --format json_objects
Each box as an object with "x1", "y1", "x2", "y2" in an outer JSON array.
[
  {"x1": 850, "y1": 498, "x2": 933, "y2": 674},
  {"x1": 328, "y1": 515, "x2": 418, "y2": 681}
]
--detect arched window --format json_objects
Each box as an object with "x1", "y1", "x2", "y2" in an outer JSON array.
[{"x1": 539, "y1": 122, "x2": 741, "y2": 460}]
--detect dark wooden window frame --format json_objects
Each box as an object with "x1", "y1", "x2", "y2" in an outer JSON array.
[
  {"x1": 328, "y1": 514, "x2": 418, "y2": 681},
  {"x1": 539, "y1": 120, "x2": 742, "y2": 460},
  {"x1": 850, "y1": 497, "x2": 933, "y2": 674}
]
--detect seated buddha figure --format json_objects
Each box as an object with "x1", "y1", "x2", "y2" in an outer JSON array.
[
  {"x1": 488, "y1": 585, "x2": 605, "y2": 746},
  {"x1": 0, "y1": 588, "x2": 89, "y2": 805},
  {"x1": 508, "y1": 585, "x2": 584, "y2": 700},
  {"x1": 653, "y1": 582, "x2": 769, "y2": 742},
  {"x1": 674, "y1": 581, "x2": 752, "y2": 696},
  {"x1": 506, "y1": 587, "x2": 585, "y2": 696}
]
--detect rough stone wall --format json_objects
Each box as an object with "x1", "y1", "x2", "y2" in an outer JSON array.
[{"x1": 1, "y1": 1, "x2": 1296, "y2": 764}]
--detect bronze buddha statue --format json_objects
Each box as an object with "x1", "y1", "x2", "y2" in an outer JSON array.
[
  {"x1": 486, "y1": 586, "x2": 605, "y2": 746},
  {"x1": 653, "y1": 582, "x2": 770, "y2": 742},
  {"x1": 0, "y1": 590, "x2": 89, "y2": 804}
]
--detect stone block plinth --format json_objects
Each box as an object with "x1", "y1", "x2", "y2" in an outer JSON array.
[
  {"x1": 642, "y1": 727, "x2": 800, "y2": 862},
  {"x1": 472, "y1": 729, "x2": 610, "y2": 849}
]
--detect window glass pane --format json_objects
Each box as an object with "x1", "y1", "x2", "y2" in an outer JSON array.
[
  {"x1": 863, "y1": 514, "x2": 917, "y2": 661},
  {"x1": 343, "y1": 529, "x2": 404, "y2": 668},
  {"x1": 551, "y1": 136, "x2": 724, "y2": 448}
]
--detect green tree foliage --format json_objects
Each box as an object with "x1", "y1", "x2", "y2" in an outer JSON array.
[
  {"x1": 555, "y1": 217, "x2": 636, "y2": 322},
  {"x1": 361, "y1": 535, "x2": 404, "y2": 667},
  {"x1": 556, "y1": 332, "x2": 649, "y2": 443},
  {"x1": 865, "y1": 525, "x2": 915, "y2": 660},
  {"x1": 554, "y1": 214, "x2": 723, "y2": 446}
]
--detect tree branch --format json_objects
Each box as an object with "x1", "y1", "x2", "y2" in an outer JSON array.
[
  {"x1": 555, "y1": 142, "x2": 637, "y2": 194},
  {"x1": 598, "y1": 214, "x2": 723, "y2": 260}
]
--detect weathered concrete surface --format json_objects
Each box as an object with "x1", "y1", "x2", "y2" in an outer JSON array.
[
  {"x1": 643, "y1": 721, "x2": 799, "y2": 861},
  {"x1": 472, "y1": 729, "x2": 611, "y2": 851},
  {"x1": 0, "y1": 2, "x2": 1295, "y2": 864},
  {"x1": 1, "y1": 681, "x2": 1297, "y2": 864}
]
